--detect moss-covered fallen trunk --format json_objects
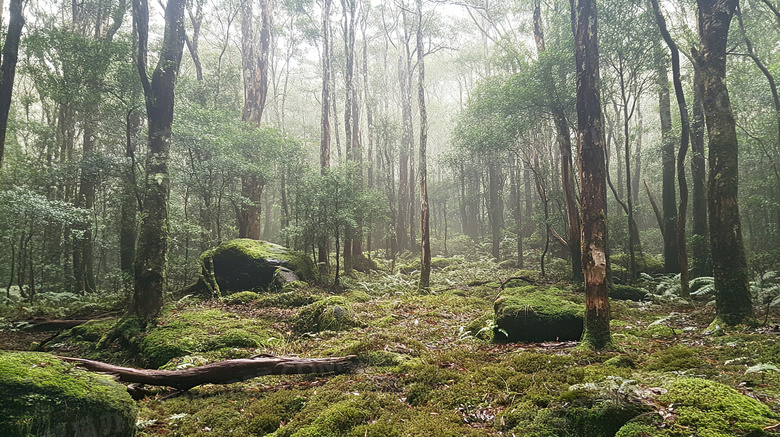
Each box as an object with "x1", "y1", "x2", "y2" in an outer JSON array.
[
  {"x1": 58, "y1": 354, "x2": 358, "y2": 391},
  {"x1": 0, "y1": 351, "x2": 136, "y2": 437}
]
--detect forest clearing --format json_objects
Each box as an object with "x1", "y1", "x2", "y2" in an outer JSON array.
[{"x1": 0, "y1": 0, "x2": 780, "y2": 434}]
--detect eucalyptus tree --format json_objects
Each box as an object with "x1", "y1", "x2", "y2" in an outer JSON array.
[
  {"x1": 573, "y1": 0, "x2": 612, "y2": 348},
  {"x1": 417, "y1": 0, "x2": 431, "y2": 289}
]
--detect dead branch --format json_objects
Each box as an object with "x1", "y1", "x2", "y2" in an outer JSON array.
[{"x1": 57, "y1": 355, "x2": 358, "y2": 391}]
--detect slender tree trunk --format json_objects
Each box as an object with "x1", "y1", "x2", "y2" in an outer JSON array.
[
  {"x1": 120, "y1": 109, "x2": 141, "y2": 290},
  {"x1": 74, "y1": 127, "x2": 97, "y2": 294},
  {"x1": 657, "y1": 50, "x2": 680, "y2": 273},
  {"x1": 534, "y1": 0, "x2": 581, "y2": 280},
  {"x1": 318, "y1": 0, "x2": 332, "y2": 269},
  {"x1": 695, "y1": 0, "x2": 754, "y2": 325},
  {"x1": 690, "y1": 64, "x2": 711, "y2": 277},
  {"x1": 652, "y1": 0, "x2": 690, "y2": 297},
  {"x1": 489, "y1": 162, "x2": 501, "y2": 261},
  {"x1": 573, "y1": 0, "x2": 611, "y2": 348},
  {"x1": 0, "y1": 0, "x2": 23, "y2": 168},
  {"x1": 129, "y1": 0, "x2": 186, "y2": 320},
  {"x1": 417, "y1": 0, "x2": 431, "y2": 289}
]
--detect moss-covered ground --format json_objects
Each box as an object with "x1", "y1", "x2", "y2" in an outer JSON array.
[{"x1": 2, "y1": 256, "x2": 780, "y2": 436}]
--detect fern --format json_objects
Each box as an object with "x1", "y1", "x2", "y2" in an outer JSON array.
[{"x1": 690, "y1": 276, "x2": 715, "y2": 297}]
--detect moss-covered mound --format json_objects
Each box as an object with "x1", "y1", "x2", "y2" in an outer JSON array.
[
  {"x1": 0, "y1": 351, "x2": 136, "y2": 437},
  {"x1": 295, "y1": 296, "x2": 360, "y2": 333},
  {"x1": 139, "y1": 307, "x2": 280, "y2": 368},
  {"x1": 656, "y1": 378, "x2": 777, "y2": 436},
  {"x1": 200, "y1": 239, "x2": 316, "y2": 295},
  {"x1": 494, "y1": 288, "x2": 584, "y2": 342}
]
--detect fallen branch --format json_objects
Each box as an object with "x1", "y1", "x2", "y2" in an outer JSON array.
[{"x1": 57, "y1": 355, "x2": 358, "y2": 391}]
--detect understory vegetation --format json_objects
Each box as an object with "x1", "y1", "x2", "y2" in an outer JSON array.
[{"x1": 2, "y1": 254, "x2": 779, "y2": 436}]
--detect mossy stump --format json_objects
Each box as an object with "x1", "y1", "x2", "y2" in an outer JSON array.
[
  {"x1": 494, "y1": 288, "x2": 584, "y2": 342},
  {"x1": 187, "y1": 239, "x2": 316, "y2": 297},
  {"x1": 0, "y1": 351, "x2": 136, "y2": 437}
]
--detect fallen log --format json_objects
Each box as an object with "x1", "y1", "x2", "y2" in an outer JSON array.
[{"x1": 57, "y1": 355, "x2": 358, "y2": 391}]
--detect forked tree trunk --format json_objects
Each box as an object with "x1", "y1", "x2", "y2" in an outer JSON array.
[
  {"x1": 128, "y1": 0, "x2": 186, "y2": 320},
  {"x1": 696, "y1": 0, "x2": 754, "y2": 325},
  {"x1": 573, "y1": 0, "x2": 611, "y2": 348}
]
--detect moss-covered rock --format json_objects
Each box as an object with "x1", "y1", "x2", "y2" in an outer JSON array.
[
  {"x1": 197, "y1": 239, "x2": 316, "y2": 296},
  {"x1": 0, "y1": 351, "x2": 136, "y2": 437},
  {"x1": 494, "y1": 288, "x2": 584, "y2": 342},
  {"x1": 295, "y1": 297, "x2": 360, "y2": 333},
  {"x1": 657, "y1": 378, "x2": 777, "y2": 436},
  {"x1": 220, "y1": 291, "x2": 260, "y2": 304},
  {"x1": 610, "y1": 284, "x2": 647, "y2": 301},
  {"x1": 644, "y1": 345, "x2": 705, "y2": 372},
  {"x1": 138, "y1": 307, "x2": 280, "y2": 368}
]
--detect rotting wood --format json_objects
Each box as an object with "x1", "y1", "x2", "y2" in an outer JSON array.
[{"x1": 57, "y1": 355, "x2": 358, "y2": 391}]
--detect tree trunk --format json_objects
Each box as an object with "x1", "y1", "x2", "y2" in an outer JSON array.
[
  {"x1": 318, "y1": 0, "x2": 332, "y2": 269},
  {"x1": 417, "y1": 0, "x2": 431, "y2": 289},
  {"x1": 129, "y1": 0, "x2": 186, "y2": 321},
  {"x1": 120, "y1": 109, "x2": 141, "y2": 289},
  {"x1": 58, "y1": 355, "x2": 357, "y2": 391},
  {"x1": 690, "y1": 64, "x2": 711, "y2": 277},
  {"x1": 696, "y1": 0, "x2": 754, "y2": 325},
  {"x1": 652, "y1": 0, "x2": 690, "y2": 298},
  {"x1": 0, "y1": 0, "x2": 23, "y2": 168},
  {"x1": 657, "y1": 51, "x2": 680, "y2": 274},
  {"x1": 573, "y1": 0, "x2": 611, "y2": 348},
  {"x1": 74, "y1": 127, "x2": 97, "y2": 294}
]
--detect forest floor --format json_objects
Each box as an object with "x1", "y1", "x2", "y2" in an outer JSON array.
[{"x1": 2, "y1": 256, "x2": 780, "y2": 436}]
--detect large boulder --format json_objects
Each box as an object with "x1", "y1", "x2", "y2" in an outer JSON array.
[
  {"x1": 494, "y1": 287, "x2": 584, "y2": 342},
  {"x1": 190, "y1": 239, "x2": 316, "y2": 296},
  {"x1": 0, "y1": 351, "x2": 136, "y2": 437}
]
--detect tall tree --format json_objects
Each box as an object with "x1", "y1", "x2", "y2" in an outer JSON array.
[
  {"x1": 417, "y1": 0, "x2": 431, "y2": 289},
  {"x1": 128, "y1": 0, "x2": 186, "y2": 320},
  {"x1": 0, "y1": 0, "x2": 23, "y2": 168},
  {"x1": 651, "y1": 0, "x2": 690, "y2": 298},
  {"x1": 318, "y1": 0, "x2": 333, "y2": 268},
  {"x1": 573, "y1": 0, "x2": 611, "y2": 348},
  {"x1": 695, "y1": 0, "x2": 754, "y2": 325}
]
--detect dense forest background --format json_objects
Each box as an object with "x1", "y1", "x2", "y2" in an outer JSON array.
[{"x1": 0, "y1": 0, "x2": 777, "y2": 303}]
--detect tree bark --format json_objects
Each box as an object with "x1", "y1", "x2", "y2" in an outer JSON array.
[
  {"x1": 573, "y1": 0, "x2": 611, "y2": 348},
  {"x1": 0, "y1": 0, "x2": 23, "y2": 168},
  {"x1": 58, "y1": 355, "x2": 358, "y2": 391},
  {"x1": 318, "y1": 0, "x2": 332, "y2": 269},
  {"x1": 129, "y1": 0, "x2": 186, "y2": 320},
  {"x1": 696, "y1": 0, "x2": 754, "y2": 325}
]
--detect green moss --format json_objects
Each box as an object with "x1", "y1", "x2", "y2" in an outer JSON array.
[
  {"x1": 614, "y1": 422, "x2": 659, "y2": 436},
  {"x1": 220, "y1": 291, "x2": 260, "y2": 304},
  {"x1": 494, "y1": 288, "x2": 584, "y2": 342},
  {"x1": 603, "y1": 355, "x2": 636, "y2": 368},
  {"x1": 256, "y1": 289, "x2": 317, "y2": 308},
  {"x1": 139, "y1": 307, "x2": 280, "y2": 368},
  {"x1": 610, "y1": 284, "x2": 647, "y2": 301},
  {"x1": 657, "y1": 378, "x2": 777, "y2": 436},
  {"x1": 295, "y1": 296, "x2": 360, "y2": 333},
  {"x1": 644, "y1": 345, "x2": 706, "y2": 372},
  {"x1": 0, "y1": 351, "x2": 136, "y2": 437}
]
